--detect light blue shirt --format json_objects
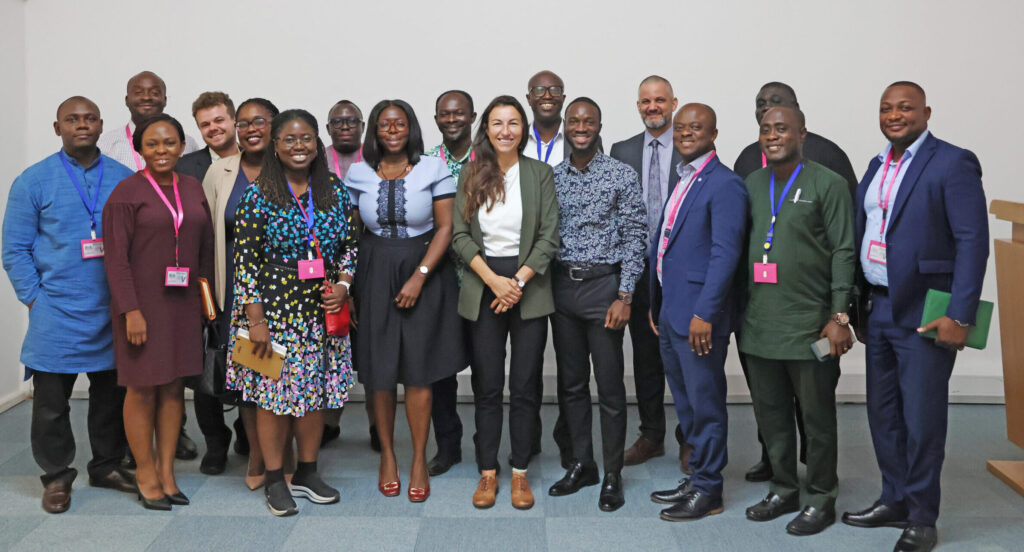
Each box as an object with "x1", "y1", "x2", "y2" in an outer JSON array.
[
  {"x1": 345, "y1": 155, "x2": 455, "y2": 239},
  {"x1": 641, "y1": 129, "x2": 673, "y2": 210},
  {"x1": 2, "y1": 150, "x2": 134, "y2": 376},
  {"x1": 860, "y1": 130, "x2": 930, "y2": 286}
]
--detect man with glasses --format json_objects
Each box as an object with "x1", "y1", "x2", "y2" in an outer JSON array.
[{"x1": 324, "y1": 100, "x2": 365, "y2": 180}]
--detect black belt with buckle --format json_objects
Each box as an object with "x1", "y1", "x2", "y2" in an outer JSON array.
[{"x1": 558, "y1": 262, "x2": 619, "y2": 282}]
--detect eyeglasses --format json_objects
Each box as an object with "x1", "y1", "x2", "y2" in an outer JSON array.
[
  {"x1": 376, "y1": 119, "x2": 408, "y2": 131},
  {"x1": 235, "y1": 117, "x2": 268, "y2": 131},
  {"x1": 328, "y1": 117, "x2": 362, "y2": 130},
  {"x1": 276, "y1": 135, "x2": 316, "y2": 148},
  {"x1": 529, "y1": 86, "x2": 564, "y2": 99}
]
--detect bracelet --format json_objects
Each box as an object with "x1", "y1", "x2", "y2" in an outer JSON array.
[
  {"x1": 338, "y1": 280, "x2": 351, "y2": 290},
  {"x1": 248, "y1": 318, "x2": 268, "y2": 328}
]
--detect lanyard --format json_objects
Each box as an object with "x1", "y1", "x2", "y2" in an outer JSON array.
[
  {"x1": 763, "y1": 163, "x2": 803, "y2": 252},
  {"x1": 331, "y1": 147, "x2": 362, "y2": 178},
  {"x1": 875, "y1": 149, "x2": 905, "y2": 238},
  {"x1": 663, "y1": 152, "x2": 716, "y2": 234},
  {"x1": 533, "y1": 125, "x2": 556, "y2": 163},
  {"x1": 59, "y1": 151, "x2": 104, "y2": 239},
  {"x1": 125, "y1": 125, "x2": 144, "y2": 170},
  {"x1": 760, "y1": 152, "x2": 767, "y2": 168},
  {"x1": 288, "y1": 180, "x2": 322, "y2": 260},
  {"x1": 143, "y1": 168, "x2": 184, "y2": 265},
  {"x1": 440, "y1": 144, "x2": 475, "y2": 165}
]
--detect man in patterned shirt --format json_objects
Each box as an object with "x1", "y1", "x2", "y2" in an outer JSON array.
[{"x1": 547, "y1": 97, "x2": 646, "y2": 513}]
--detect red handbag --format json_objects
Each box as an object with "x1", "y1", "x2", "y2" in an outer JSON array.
[{"x1": 325, "y1": 284, "x2": 351, "y2": 336}]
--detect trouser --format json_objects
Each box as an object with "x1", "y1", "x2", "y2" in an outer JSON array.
[
  {"x1": 194, "y1": 390, "x2": 231, "y2": 452},
  {"x1": 470, "y1": 256, "x2": 547, "y2": 471},
  {"x1": 866, "y1": 291, "x2": 955, "y2": 527},
  {"x1": 31, "y1": 369, "x2": 127, "y2": 486},
  {"x1": 737, "y1": 346, "x2": 807, "y2": 464},
  {"x1": 551, "y1": 268, "x2": 627, "y2": 474},
  {"x1": 746, "y1": 354, "x2": 839, "y2": 510},
  {"x1": 660, "y1": 325, "x2": 729, "y2": 496},
  {"x1": 431, "y1": 374, "x2": 463, "y2": 459},
  {"x1": 629, "y1": 265, "x2": 667, "y2": 444}
]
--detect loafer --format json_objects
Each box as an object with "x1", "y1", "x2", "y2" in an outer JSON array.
[
  {"x1": 623, "y1": 435, "x2": 665, "y2": 466},
  {"x1": 745, "y1": 492, "x2": 800, "y2": 521},
  {"x1": 42, "y1": 480, "x2": 72, "y2": 514},
  {"x1": 176, "y1": 429, "x2": 198, "y2": 461},
  {"x1": 320, "y1": 424, "x2": 341, "y2": 448},
  {"x1": 842, "y1": 502, "x2": 910, "y2": 529},
  {"x1": 650, "y1": 478, "x2": 692, "y2": 505},
  {"x1": 786, "y1": 506, "x2": 836, "y2": 536},
  {"x1": 548, "y1": 462, "x2": 600, "y2": 497},
  {"x1": 200, "y1": 448, "x2": 228, "y2": 475},
  {"x1": 660, "y1": 490, "x2": 723, "y2": 521},
  {"x1": 598, "y1": 472, "x2": 625, "y2": 512},
  {"x1": 745, "y1": 459, "x2": 773, "y2": 482},
  {"x1": 166, "y1": 491, "x2": 190, "y2": 506},
  {"x1": 894, "y1": 525, "x2": 938, "y2": 552},
  {"x1": 427, "y1": 451, "x2": 462, "y2": 477},
  {"x1": 472, "y1": 474, "x2": 497, "y2": 509},
  {"x1": 89, "y1": 467, "x2": 137, "y2": 494}
]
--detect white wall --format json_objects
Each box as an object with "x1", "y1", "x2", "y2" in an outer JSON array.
[{"x1": 5, "y1": 0, "x2": 1021, "y2": 400}]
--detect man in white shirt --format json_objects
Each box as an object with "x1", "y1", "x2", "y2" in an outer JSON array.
[{"x1": 523, "y1": 70, "x2": 566, "y2": 167}]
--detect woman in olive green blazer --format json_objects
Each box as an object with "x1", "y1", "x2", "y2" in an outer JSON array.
[{"x1": 450, "y1": 96, "x2": 559, "y2": 510}]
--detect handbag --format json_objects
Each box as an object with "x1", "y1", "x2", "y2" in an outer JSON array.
[
  {"x1": 325, "y1": 284, "x2": 351, "y2": 337},
  {"x1": 187, "y1": 321, "x2": 232, "y2": 401}
]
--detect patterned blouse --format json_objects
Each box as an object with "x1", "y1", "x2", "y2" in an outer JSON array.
[{"x1": 344, "y1": 155, "x2": 455, "y2": 239}]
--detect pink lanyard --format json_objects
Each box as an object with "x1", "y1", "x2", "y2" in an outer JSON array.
[
  {"x1": 760, "y1": 152, "x2": 767, "y2": 168},
  {"x1": 876, "y1": 149, "x2": 905, "y2": 238},
  {"x1": 439, "y1": 144, "x2": 475, "y2": 164},
  {"x1": 143, "y1": 168, "x2": 184, "y2": 265},
  {"x1": 331, "y1": 147, "x2": 362, "y2": 178},
  {"x1": 125, "y1": 125, "x2": 144, "y2": 171},
  {"x1": 657, "y1": 151, "x2": 716, "y2": 270}
]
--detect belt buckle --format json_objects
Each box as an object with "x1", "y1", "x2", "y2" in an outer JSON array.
[{"x1": 568, "y1": 266, "x2": 584, "y2": 281}]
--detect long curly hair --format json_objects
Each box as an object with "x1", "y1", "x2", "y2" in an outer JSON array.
[
  {"x1": 256, "y1": 109, "x2": 337, "y2": 211},
  {"x1": 460, "y1": 95, "x2": 529, "y2": 222}
]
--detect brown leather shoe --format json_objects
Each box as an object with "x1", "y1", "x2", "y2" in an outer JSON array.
[
  {"x1": 680, "y1": 443, "x2": 694, "y2": 474},
  {"x1": 472, "y1": 474, "x2": 497, "y2": 509},
  {"x1": 510, "y1": 471, "x2": 534, "y2": 510},
  {"x1": 42, "y1": 480, "x2": 71, "y2": 514},
  {"x1": 623, "y1": 435, "x2": 665, "y2": 466}
]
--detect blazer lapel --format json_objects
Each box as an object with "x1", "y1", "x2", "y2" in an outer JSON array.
[
  {"x1": 518, "y1": 159, "x2": 537, "y2": 267},
  {"x1": 886, "y1": 134, "x2": 937, "y2": 236},
  {"x1": 667, "y1": 147, "x2": 683, "y2": 195},
  {"x1": 665, "y1": 157, "x2": 717, "y2": 250}
]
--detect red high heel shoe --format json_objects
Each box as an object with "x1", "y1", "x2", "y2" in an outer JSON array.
[
  {"x1": 379, "y1": 479, "x2": 401, "y2": 497},
  {"x1": 408, "y1": 485, "x2": 430, "y2": 503}
]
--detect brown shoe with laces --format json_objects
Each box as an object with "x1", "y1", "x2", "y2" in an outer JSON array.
[
  {"x1": 510, "y1": 471, "x2": 534, "y2": 510},
  {"x1": 623, "y1": 435, "x2": 665, "y2": 466},
  {"x1": 472, "y1": 474, "x2": 497, "y2": 509}
]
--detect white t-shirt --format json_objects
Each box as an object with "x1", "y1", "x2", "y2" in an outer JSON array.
[{"x1": 477, "y1": 162, "x2": 523, "y2": 257}]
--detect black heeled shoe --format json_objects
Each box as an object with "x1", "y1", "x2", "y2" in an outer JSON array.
[
  {"x1": 136, "y1": 485, "x2": 171, "y2": 511},
  {"x1": 166, "y1": 492, "x2": 190, "y2": 506}
]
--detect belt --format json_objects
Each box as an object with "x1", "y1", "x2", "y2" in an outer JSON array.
[
  {"x1": 557, "y1": 262, "x2": 619, "y2": 282},
  {"x1": 870, "y1": 284, "x2": 889, "y2": 296}
]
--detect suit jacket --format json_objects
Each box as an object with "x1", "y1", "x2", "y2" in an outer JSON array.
[
  {"x1": 178, "y1": 146, "x2": 214, "y2": 184},
  {"x1": 452, "y1": 156, "x2": 560, "y2": 321},
  {"x1": 200, "y1": 153, "x2": 244, "y2": 309},
  {"x1": 648, "y1": 154, "x2": 748, "y2": 337},
  {"x1": 609, "y1": 131, "x2": 683, "y2": 201},
  {"x1": 854, "y1": 133, "x2": 988, "y2": 329}
]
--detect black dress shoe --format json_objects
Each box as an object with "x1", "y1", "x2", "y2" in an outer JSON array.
[
  {"x1": 176, "y1": 429, "x2": 198, "y2": 461},
  {"x1": 842, "y1": 502, "x2": 910, "y2": 529},
  {"x1": 200, "y1": 447, "x2": 228, "y2": 475},
  {"x1": 598, "y1": 472, "x2": 625, "y2": 512},
  {"x1": 660, "y1": 490, "x2": 723, "y2": 521},
  {"x1": 89, "y1": 468, "x2": 137, "y2": 494},
  {"x1": 894, "y1": 525, "x2": 937, "y2": 552},
  {"x1": 745, "y1": 492, "x2": 800, "y2": 521},
  {"x1": 786, "y1": 506, "x2": 836, "y2": 536},
  {"x1": 166, "y1": 491, "x2": 190, "y2": 506},
  {"x1": 320, "y1": 425, "x2": 341, "y2": 448},
  {"x1": 427, "y1": 451, "x2": 462, "y2": 476},
  {"x1": 650, "y1": 478, "x2": 692, "y2": 504},
  {"x1": 369, "y1": 425, "x2": 382, "y2": 453},
  {"x1": 745, "y1": 459, "x2": 773, "y2": 482},
  {"x1": 233, "y1": 417, "x2": 250, "y2": 456},
  {"x1": 548, "y1": 462, "x2": 600, "y2": 497}
]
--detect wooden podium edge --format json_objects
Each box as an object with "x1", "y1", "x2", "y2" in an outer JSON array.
[{"x1": 987, "y1": 460, "x2": 1024, "y2": 498}]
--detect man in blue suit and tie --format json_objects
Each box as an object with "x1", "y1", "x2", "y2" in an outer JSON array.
[
  {"x1": 843, "y1": 82, "x2": 989, "y2": 552},
  {"x1": 647, "y1": 104, "x2": 748, "y2": 520}
]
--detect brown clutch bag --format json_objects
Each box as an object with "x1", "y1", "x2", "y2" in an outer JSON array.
[
  {"x1": 198, "y1": 277, "x2": 217, "y2": 321},
  {"x1": 231, "y1": 329, "x2": 286, "y2": 380}
]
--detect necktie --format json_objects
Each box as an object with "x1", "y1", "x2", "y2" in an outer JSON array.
[{"x1": 647, "y1": 139, "x2": 662, "y2": 244}]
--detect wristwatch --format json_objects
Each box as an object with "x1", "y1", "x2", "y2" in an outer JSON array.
[
  {"x1": 953, "y1": 319, "x2": 971, "y2": 328},
  {"x1": 517, "y1": 278, "x2": 527, "y2": 289},
  {"x1": 833, "y1": 312, "x2": 850, "y2": 326},
  {"x1": 617, "y1": 292, "x2": 633, "y2": 306},
  {"x1": 418, "y1": 265, "x2": 429, "y2": 275}
]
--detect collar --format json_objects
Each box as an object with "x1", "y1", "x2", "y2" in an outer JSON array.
[
  {"x1": 567, "y1": 150, "x2": 605, "y2": 174},
  {"x1": 878, "y1": 129, "x2": 930, "y2": 163},
  {"x1": 644, "y1": 129, "x2": 673, "y2": 150},
  {"x1": 60, "y1": 148, "x2": 103, "y2": 170},
  {"x1": 674, "y1": 149, "x2": 715, "y2": 177},
  {"x1": 529, "y1": 124, "x2": 562, "y2": 144},
  {"x1": 441, "y1": 142, "x2": 472, "y2": 163}
]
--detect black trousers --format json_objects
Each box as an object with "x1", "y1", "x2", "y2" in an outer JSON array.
[
  {"x1": 470, "y1": 256, "x2": 547, "y2": 471},
  {"x1": 431, "y1": 373, "x2": 463, "y2": 459},
  {"x1": 629, "y1": 265, "x2": 667, "y2": 443},
  {"x1": 737, "y1": 347, "x2": 807, "y2": 464},
  {"x1": 31, "y1": 369, "x2": 127, "y2": 486},
  {"x1": 551, "y1": 268, "x2": 627, "y2": 474},
  {"x1": 193, "y1": 390, "x2": 231, "y2": 451}
]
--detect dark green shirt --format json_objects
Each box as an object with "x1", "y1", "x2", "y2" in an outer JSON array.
[{"x1": 738, "y1": 160, "x2": 854, "y2": 360}]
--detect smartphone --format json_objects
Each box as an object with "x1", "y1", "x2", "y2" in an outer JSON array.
[{"x1": 811, "y1": 337, "x2": 831, "y2": 361}]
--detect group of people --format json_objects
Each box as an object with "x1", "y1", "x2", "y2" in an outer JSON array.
[{"x1": 1, "y1": 68, "x2": 988, "y2": 552}]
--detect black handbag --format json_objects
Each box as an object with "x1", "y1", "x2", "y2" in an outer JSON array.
[{"x1": 187, "y1": 322, "x2": 232, "y2": 402}]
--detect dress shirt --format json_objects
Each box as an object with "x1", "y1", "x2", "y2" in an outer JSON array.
[
  {"x1": 641, "y1": 129, "x2": 673, "y2": 207},
  {"x1": 860, "y1": 130, "x2": 931, "y2": 287},
  {"x1": 553, "y1": 151, "x2": 646, "y2": 293},
  {"x1": 426, "y1": 143, "x2": 473, "y2": 182},
  {"x1": 96, "y1": 120, "x2": 200, "y2": 171},
  {"x1": 524, "y1": 124, "x2": 564, "y2": 166},
  {"x1": 2, "y1": 151, "x2": 134, "y2": 376},
  {"x1": 477, "y1": 162, "x2": 523, "y2": 257},
  {"x1": 657, "y1": 150, "x2": 715, "y2": 283}
]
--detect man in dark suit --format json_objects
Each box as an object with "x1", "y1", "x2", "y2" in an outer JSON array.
[
  {"x1": 648, "y1": 104, "x2": 747, "y2": 521},
  {"x1": 609, "y1": 75, "x2": 689, "y2": 470},
  {"x1": 177, "y1": 92, "x2": 239, "y2": 183},
  {"x1": 843, "y1": 82, "x2": 988, "y2": 552}
]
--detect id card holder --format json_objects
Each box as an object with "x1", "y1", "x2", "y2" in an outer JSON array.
[
  {"x1": 867, "y1": 240, "x2": 887, "y2": 264},
  {"x1": 81, "y1": 238, "x2": 104, "y2": 259},
  {"x1": 298, "y1": 258, "x2": 325, "y2": 280},
  {"x1": 165, "y1": 266, "x2": 190, "y2": 287},
  {"x1": 753, "y1": 262, "x2": 778, "y2": 284}
]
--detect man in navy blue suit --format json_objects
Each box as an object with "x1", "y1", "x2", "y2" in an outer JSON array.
[
  {"x1": 843, "y1": 82, "x2": 988, "y2": 552},
  {"x1": 647, "y1": 104, "x2": 748, "y2": 521}
]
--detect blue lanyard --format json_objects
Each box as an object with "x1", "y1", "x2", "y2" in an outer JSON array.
[
  {"x1": 533, "y1": 125, "x2": 556, "y2": 163},
  {"x1": 58, "y1": 151, "x2": 104, "y2": 237},
  {"x1": 763, "y1": 163, "x2": 803, "y2": 252},
  {"x1": 287, "y1": 179, "x2": 319, "y2": 255}
]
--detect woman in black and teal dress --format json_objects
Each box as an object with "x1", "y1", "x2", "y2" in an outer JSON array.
[{"x1": 226, "y1": 109, "x2": 357, "y2": 517}]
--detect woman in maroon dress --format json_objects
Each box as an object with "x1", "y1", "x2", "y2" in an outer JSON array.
[{"x1": 103, "y1": 114, "x2": 214, "y2": 510}]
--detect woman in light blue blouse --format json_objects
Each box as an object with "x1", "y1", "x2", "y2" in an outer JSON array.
[{"x1": 345, "y1": 99, "x2": 465, "y2": 503}]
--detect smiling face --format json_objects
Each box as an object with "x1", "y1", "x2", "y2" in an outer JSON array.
[
  {"x1": 274, "y1": 118, "x2": 318, "y2": 174},
  {"x1": 235, "y1": 103, "x2": 274, "y2": 155},
  {"x1": 327, "y1": 102, "x2": 363, "y2": 153},
  {"x1": 758, "y1": 107, "x2": 805, "y2": 166},
  {"x1": 673, "y1": 104, "x2": 717, "y2": 164},
  {"x1": 194, "y1": 104, "x2": 235, "y2": 151},
  {"x1": 54, "y1": 97, "x2": 103, "y2": 153},
  {"x1": 486, "y1": 105, "x2": 524, "y2": 156},
  {"x1": 879, "y1": 84, "x2": 931, "y2": 149},
  {"x1": 376, "y1": 106, "x2": 410, "y2": 156},
  {"x1": 637, "y1": 80, "x2": 677, "y2": 132},
  {"x1": 434, "y1": 93, "x2": 475, "y2": 145},
  {"x1": 564, "y1": 101, "x2": 602, "y2": 153},
  {"x1": 139, "y1": 121, "x2": 183, "y2": 177},
  {"x1": 526, "y1": 71, "x2": 565, "y2": 126},
  {"x1": 126, "y1": 72, "x2": 167, "y2": 120}
]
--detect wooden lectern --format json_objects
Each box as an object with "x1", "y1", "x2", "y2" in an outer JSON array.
[{"x1": 988, "y1": 200, "x2": 1024, "y2": 497}]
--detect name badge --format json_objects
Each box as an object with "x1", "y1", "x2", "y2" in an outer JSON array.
[
  {"x1": 867, "y1": 240, "x2": 887, "y2": 264},
  {"x1": 81, "y1": 238, "x2": 104, "y2": 259},
  {"x1": 298, "y1": 258, "x2": 325, "y2": 280},
  {"x1": 754, "y1": 262, "x2": 778, "y2": 284},
  {"x1": 165, "y1": 266, "x2": 190, "y2": 287}
]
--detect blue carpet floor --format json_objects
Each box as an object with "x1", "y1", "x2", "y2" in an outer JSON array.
[{"x1": 0, "y1": 400, "x2": 1021, "y2": 551}]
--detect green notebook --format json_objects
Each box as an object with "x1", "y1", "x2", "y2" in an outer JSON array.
[{"x1": 919, "y1": 289, "x2": 993, "y2": 350}]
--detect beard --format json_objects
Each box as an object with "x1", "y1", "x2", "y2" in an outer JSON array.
[{"x1": 643, "y1": 113, "x2": 669, "y2": 131}]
